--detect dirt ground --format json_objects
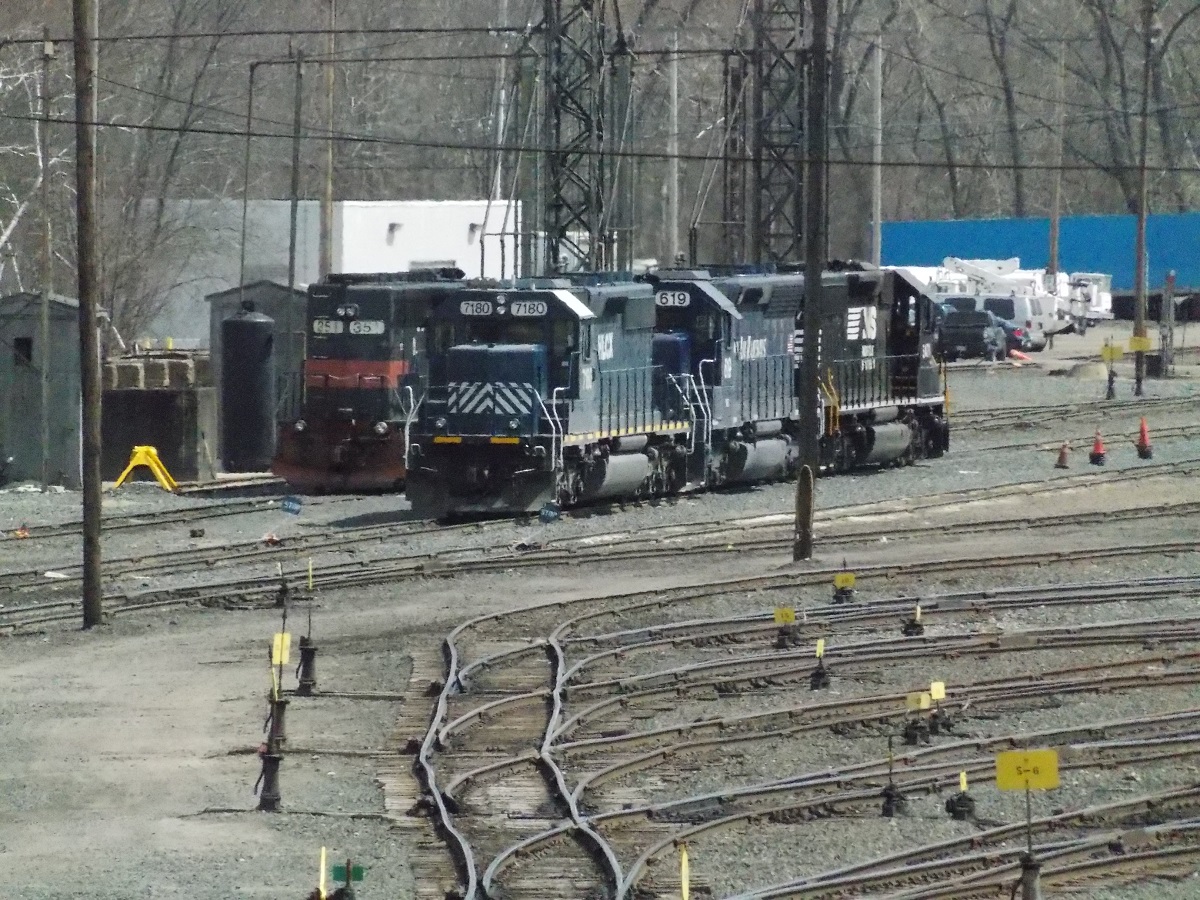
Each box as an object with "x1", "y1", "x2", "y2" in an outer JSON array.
[{"x1": 1, "y1": 351, "x2": 1198, "y2": 898}]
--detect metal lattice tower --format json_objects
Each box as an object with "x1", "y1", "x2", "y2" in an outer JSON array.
[
  {"x1": 721, "y1": 49, "x2": 750, "y2": 265},
  {"x1": 542, "y1": 0, "x2": 632, "y2": 273},
  {"x1": 751, "y1": 0, "x2": 806, "y2": 264}
]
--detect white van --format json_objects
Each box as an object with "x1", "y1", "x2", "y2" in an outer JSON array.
[
  {"x1": 977, "y1": 294, "x2": 1065, "y2": 349},
  {"x1": 938, "y1": 294, "x2": 1056, "y2": 350}
]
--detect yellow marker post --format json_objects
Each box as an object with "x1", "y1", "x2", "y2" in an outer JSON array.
[
  {"x1": 996, "y1": 749, "x2": 1059, "y2": 790},
  {"x1": 914, "y1": 603, "x2": 922, "y2": 623},
  {"x1": 272, "y1": 632, "x2": 292, "y2": 666},
  {"x1": 1100, "y1": 341, "x2": 1124, "y2": 363},
  {"x1": 308, "y1": 559, "x2": 314, "y2": 592},
  {"x1": 680, "y1": 842, "x2": 690, "y2": 900},
  {"x1": 815, "y1": 638, "x2": 825, "y2": 659},
  {"x1": 996, "y1": 748, "x2": 1060, "y2": 854},
  {"x1": 319, "y1": 846, "x2": 327, "y2": 900},
  {"x1": 270, "y1": 663, "x2": 280, "y2": 702},
  {"x1": 774, "y1": 607, "x2": 796, "y2": 625},
  {"x1": 959, "y1": 771, "x2": 968, "y2": 793},
  {"x1": 930, "y1": 681, "x2": 946, "y2": 702},
  {"x1": 905, "y1": 691, "x2": 931, "y2": 711}
]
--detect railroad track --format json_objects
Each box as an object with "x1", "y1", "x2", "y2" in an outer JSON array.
[
  {"x1": 4, "y1": 487, "x2": 1197, "y2": 633},
  {"x1": 409, "y1": 571, "x2": 1200, "y2": 900},
  {"x1": 8, "y1": 455, "x2": 1196, "y2": 632},
  {"x1": 0, "y1": 493, "x2": 361, "y2": 542},
  {"x1": 953, "y1": 420, "x2": 1200, "y2": 455},
  {"x1": 949, "y1": 393, "x2": 1198, "y2": 432}
]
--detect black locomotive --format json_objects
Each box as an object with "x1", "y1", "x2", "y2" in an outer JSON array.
[
  {"x1": 404, "y1": 265, "x2": 947, "y2": 517},
  {"x1": 272, "y1": 269, "x2": 464, "y2": 492}
]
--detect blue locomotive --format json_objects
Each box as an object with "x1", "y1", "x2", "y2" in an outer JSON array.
[{"x1": 404, "y1": 266, "x2": 947, "y2": 517}]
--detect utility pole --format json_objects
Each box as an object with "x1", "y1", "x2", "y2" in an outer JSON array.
[
  {"x1": 1161, "y1": 269, "x2": 1175, "y2": 374},
  {"x1": 870, "y1": 26, "x2": 882, "y2": 267},
  {"x1": 39, "y1": 29, "x2": 55, "y2": 492},
  {"x1": 1133, "y1": 0, "x2": 1155, "y2": 397},
  {"x1": 237, "y1": 62, "x2": 259, "y2": 301},
  {"x1": 72, "y1": 0, "x2": 104, "y2": 628},
  {"x1": 286, "y1": 51, "x2": 303, "y2": 376},
  {"x1": 668, "y1": 33, "x2": 680, "y2": 265},
  {"x1": 318, "y1": 0, "x2": 336, "y2": 279},
  {"x1": 795, "y1": 0, "x2": 828, "y2": 562},
  {"x1": 1048, "y1": 40, "x2": 1065, "y2": 280}
]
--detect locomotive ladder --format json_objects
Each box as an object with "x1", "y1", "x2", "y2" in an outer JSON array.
[
  {"x1": 696, "y1": 360, "x2": 716, "y2": 450},
  {"x1": 543, "y1": 388, "x2": 567, "y2": 473}
]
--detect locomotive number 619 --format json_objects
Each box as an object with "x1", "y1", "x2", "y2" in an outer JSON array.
[{"x1": 655, "y1": 290, "x2": 690, "y2": 307}]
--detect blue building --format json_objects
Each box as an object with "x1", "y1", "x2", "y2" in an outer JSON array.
[{"x1": 882, "y1": 212, "x2": 1200, "y2": 293}]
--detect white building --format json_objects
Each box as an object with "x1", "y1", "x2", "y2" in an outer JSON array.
[{"x1": 148, "y1": 199, "x2": 521, "y2": 347}]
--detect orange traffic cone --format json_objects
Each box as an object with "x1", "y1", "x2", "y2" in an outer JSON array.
[
  {"x1": 1089, "y1": 430, "x2": 1106, "y2": 466},
  {"x1": 1054, "y1": 442, "x2": 1070, "y2": 469},
  {"x1": 1136, "y1": 417, "x2": 1153, "y2": 460},
  {"x1": 1009, "y1": 349, "x2": 1033, "y2": 362}
]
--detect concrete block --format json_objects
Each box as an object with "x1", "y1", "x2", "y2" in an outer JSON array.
[
  {"x1": 143, "y1": 359, "x2": 170, "y2": 389},
  {"x1": 167, "y1": 358, "x2": 195, "y2": 389},
  {"x1": 194, "y1": 354, "x2": 213, "y2": 387},
  {"x1": 114, "y1": 360, "x2": 145, "y2": 390}
]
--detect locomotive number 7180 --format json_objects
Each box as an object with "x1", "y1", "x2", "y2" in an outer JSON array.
[{"x1": 511, "y1": 300, "x2": 548, "y2": 316}]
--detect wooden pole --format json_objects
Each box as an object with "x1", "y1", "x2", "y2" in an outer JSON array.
[
  {"x1": 72, "y1": 0, "x2": 103, "y2": 628},
  {"x1": 796, "y1": 0, "x2": 828, "y2": 561}
]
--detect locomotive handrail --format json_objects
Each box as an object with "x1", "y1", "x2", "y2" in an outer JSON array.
[
  {"x1": 545, "y1": 388, "x2": 566, "y2": 472},
  {"x1": 827, "y1": 352, "x2": 926, "y2": 409},
  {"x1": 697, "y1": 358, "x2": 716, "y2": 449},
  {"x1": 665, "y1": 374, "x2": 697, "y2": 454},
  {"x1": 402, "y1": 386, "x2": 419, "y2": 464}
]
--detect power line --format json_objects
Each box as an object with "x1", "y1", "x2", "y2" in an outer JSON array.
[
  {"x1": 10, "y1": 108, "x2": 1200, "y2": 175},
  {"x1": 0, "y1": 25, "x2": 541, "y2": 47},
  {"x1": 87, "y1": 60, "x2": 1200, "y2": 173}
]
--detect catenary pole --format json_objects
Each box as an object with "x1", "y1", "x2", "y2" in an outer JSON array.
[
  {"x1": 72, "y1": 0, "x2": 104, "y2": 628},
  {"x1": 319, "y1": 0, "x2": 336, "y2": 279},
  {"x1": 1133, "y1": 0, "x2": 1154, "y2": 397},
  {"x1": 40, "y1": 28, "x2": 55, "y2": 491},
  {"x1": 796, "y1": 0, "x2": 828, "y2": 562},
  {"x1": 870, "y1": 25, "x2": 882, "y2": 267},
  {"x1": 1048, "y1": 40, "x2": 1065, "y2": 280},
  {"x1": 668, "y1": 32, "x2": 680, "y2": 264},
  {"x1": 286, "y1": 51, "x2": 303, "y2": 375}
]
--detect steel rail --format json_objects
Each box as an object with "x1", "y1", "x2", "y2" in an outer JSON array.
[
  {"x1": 553, "y1": 617, "x2": 1200, "y2": 741},
  {"x1": 558, "y1": 578, "x2": 1200, "y2": 684},
  {"x1": 556, "y1": 661, "x2": 1200, "y2": 756},
  {"x1": 673, "y1": 788, "x2": 1200, "y2": 899}
]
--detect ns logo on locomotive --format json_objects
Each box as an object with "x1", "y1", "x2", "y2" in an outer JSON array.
[{"x1": 274, "y1": 265, "x2": 948, "y2": 513}]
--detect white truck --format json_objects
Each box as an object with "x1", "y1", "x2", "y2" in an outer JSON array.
[{"x1": 889, "y1": 258, "x2": 1115, "y2": 339}]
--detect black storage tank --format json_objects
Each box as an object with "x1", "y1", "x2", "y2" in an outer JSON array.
[{"x1": 221, "y1": 302, "x2": 276, "y2": 472}]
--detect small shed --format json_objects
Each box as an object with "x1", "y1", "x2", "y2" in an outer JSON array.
[
  {"x1": 0, "y1": 292, "x2": 81, "y2": 487},
  {"x1": 206, "y1": 281, "x2": 306, "y2": 456}
]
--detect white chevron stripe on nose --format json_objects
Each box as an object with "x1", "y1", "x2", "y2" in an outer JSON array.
[{"x1": 448, "y1": 382, "x2": 536, "y2": 416}]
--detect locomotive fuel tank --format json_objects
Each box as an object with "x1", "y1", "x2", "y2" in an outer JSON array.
[
  {"x1": 723, "y1": 436, "x2": 796, "y2": 484},
  {"x1": 580, "y1": 451, "x2": 652, "y2": 500},
  {"x1": 858, "y1": 421, "x2": 916, "y2": 466}
]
